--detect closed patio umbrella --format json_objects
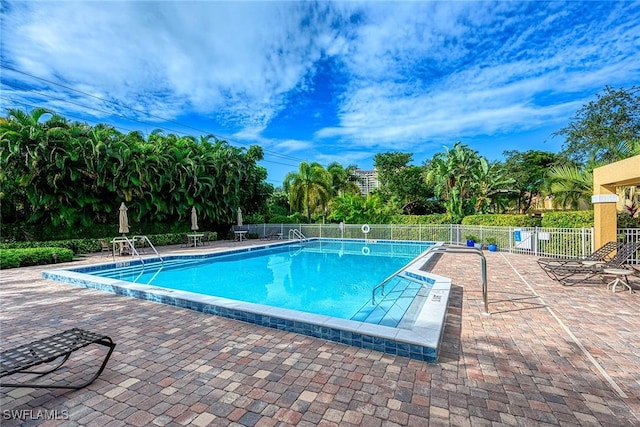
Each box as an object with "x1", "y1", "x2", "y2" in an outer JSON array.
[
  {"x1": 237, "y1": 207, "x2": 243, "y2": 227},
  {"x1": 191, "y1": 206, "x2": 199, "y2": 231},
  {"x1": 118, "y1": 202, "x2": 129, "y2": 235}
]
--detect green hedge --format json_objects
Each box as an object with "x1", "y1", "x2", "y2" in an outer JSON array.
[
  {"x1": 0, "y1": 232, "x2": 217, "y2": 256},
  {"x1": 540, "y1": 211, "x2": 593, "y2": 228},
  {"x1": 2, "y1": 222, "x2": 212, "y2": 243},
  {"x1": 267, "y1": 213, "x2": 308, "y2": 224},
  {"x1": 0, "y1": 247, "x2": 74, "y2": 269},
  {"x1": 390, "y1": 214, "x2": 452, "y2": 224},
  {"x1": 618, "y1": 212, "x2": 640, "y2": 228},
  {"x1": 0, "y1": 238, "x2": 99, "y2": 255},
  {"x1": 461, "y1": 214, "x2": 542, "y2": 227}
]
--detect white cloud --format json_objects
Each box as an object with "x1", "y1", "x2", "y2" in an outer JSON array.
[{"x1": 1, "y1": 0, "x2": 638, "y2": 179}]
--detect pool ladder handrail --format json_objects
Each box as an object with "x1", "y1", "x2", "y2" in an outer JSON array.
[
  {"x1": 371, "y1": 244, "x2": 489, "y2": 315},
  {"x1": 288, "y1": 229, "x2": 306, "y2": 241},
  {"x1": 425, "y1": 245, "x2": 488, "y2": 314},
  {"x1": 132, "y1": 235, "x2": 164, "y2": 264},
  {"x1": 371, "y1": 246, "x2": 434, "y2": 305},
  {"x1": 114, "y1": 236, "x2": 164, "y2": 267}
]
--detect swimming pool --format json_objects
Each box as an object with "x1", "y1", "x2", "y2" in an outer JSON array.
[{"x1": 43, "y1": 238, "x2": 451, "y2": 362}]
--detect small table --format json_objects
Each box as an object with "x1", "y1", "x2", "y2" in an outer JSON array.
[
  {"x1": 110, "y1": 237, "x2": 133, "y2": 256},
  {"x1": 187, "y1": 233, "x2": 204, "y2": 247},
  {"x1": 604, "y1": 268, "x2": 634, "y2": 293},
  {"x1": 234, "y1": 230, "x2": 248, "y2": 242}
]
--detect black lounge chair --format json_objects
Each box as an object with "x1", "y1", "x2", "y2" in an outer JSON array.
[
  {"x1": 0, "y1": 328, "x2": 115, "y2": 389},
  {"x1": 542, "y1": 241, "x2": 640, "y2": 286},
  {"x1": 261, "y1": 231, "x2": 283, "y2": 240},
  {"x1": 537, "y1": 241, "x2": 622, "y2": 276}
]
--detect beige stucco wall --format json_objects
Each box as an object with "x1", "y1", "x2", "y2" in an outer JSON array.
[{"x1": 592, "y1": 155, "x2": 640, "y2": 248}]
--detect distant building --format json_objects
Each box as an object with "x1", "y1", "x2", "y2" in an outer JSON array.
[{"x1": 353, "y1": 169, "x2": 380, "y2": 195}]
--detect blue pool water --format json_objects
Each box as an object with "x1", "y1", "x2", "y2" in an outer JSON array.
[{"x1": 89, "y1": 240, "x2": 435, "y2": 321}]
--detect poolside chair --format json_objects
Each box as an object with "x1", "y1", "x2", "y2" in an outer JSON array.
[
  {"x1": 0, "y1": 328, "x2": 115, "y2": 389},
  {"x1": 99, "y1": 239, "x2": 113, "y2": 257},
  {"x1": 537, "y1": 241, "x2": 623, "y2": 279},
  {"x1": 202, "y1": 232, "x2": 211, "y2": 246},
  {"x1": 261, "y1": 231, "x2": 282, "y2": 240},
  {"x1": 545, "y1": 241, "x2": 640, "y2": 286}
]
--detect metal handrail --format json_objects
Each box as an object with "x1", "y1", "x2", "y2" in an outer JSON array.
[
  {"x1": 370, "y1": 244, "x2": 489, "y2": 314},
  {"x1": 427, "y1": 245, "x2": 488, "y2": 314},
  {"x1": 288, "y1": 229, "x2": 306, "y2": 241},
  {"x1": 116, "y1": 236, "x2": 144, "y2": 266},
  {"x1": 133, "y1": 235, "x2": 164, "y2": 264},
  {"x1": 371, "y1": 247, "x2": 433, "y2": 304}
]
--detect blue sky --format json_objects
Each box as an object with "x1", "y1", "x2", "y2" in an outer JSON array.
[{"x1": 2, "y1": 1, "x2": 639, "y2": 186}]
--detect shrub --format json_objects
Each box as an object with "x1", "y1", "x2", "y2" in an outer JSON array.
[
  {"x1": 267, "y1": 213, "x2": 307, "y2": 224},
  {"x1": 268, "y1": 214, "x2": 290, "y2": 224},
  {"x1": 0, "y1": 233, "x2": 193, "y2": 255},
  {"x1": 0, "y1": 238, "x2": 98, "y2": 255},
  {"x1": 390, "y1": 214, "x2": 452, "y2": 224},
  {"x1": 618, "y1": 212, "x2": 640, "y2": 228},
  {"x1": 0, "y1": 247, "x2": 74, "y2": 269},
  {"x1": 244, "y1": 213, "x2": 265, "y2": 224},
  {"x1": 462, "y1": 214, "x2": 542, "y2": 227},
  {"x1": 541, "y1": 211, "x2": 593, "y2": 228}
]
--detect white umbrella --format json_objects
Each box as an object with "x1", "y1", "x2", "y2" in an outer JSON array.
[
  {"x1": 191, "y1": 206, "x2": 199, "y2": 231},
  {"x1": 118, "y1": 202, "x2": 129, "y2": 235},
  {"x1": 237, "y1": 207, "x2": 243, "y2": 227}
]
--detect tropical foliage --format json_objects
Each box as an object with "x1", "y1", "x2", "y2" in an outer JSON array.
[
  {"x1": 373, "y1": 152, "x2": 437, "y2": 214},
  {"x1": 425, "y1": 142, "x2": 514, "y2": 222},
  {"x1": 545, "y1": 85, "x2": 640, "y2": 210},
  {"x1": 557, "y1": 85, "x2": 640, "y2": 163},
  {"x1": 2, "y1": 84, "x2": 637, "y2": 237},
  {"x1": 328, "y1": 193, "x2": 396, "y2": 224},
  {"x1": 283, "y1": 161, "x2": 332, "y2": 222},
  {"x1": 1, "y1": 108, "x2": 267, "y2": 237},
  {"x1": 502, "y1": 150, "x2": 563, "y2": 213}
]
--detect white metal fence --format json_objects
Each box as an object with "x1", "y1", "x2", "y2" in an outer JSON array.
[{"x1": 246, "y1": 223, "x2": 639, "y2": 262}]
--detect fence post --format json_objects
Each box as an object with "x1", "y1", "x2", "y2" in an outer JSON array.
[{"x1": 509, "y1": 227, "x2": 513, "y2": 252}]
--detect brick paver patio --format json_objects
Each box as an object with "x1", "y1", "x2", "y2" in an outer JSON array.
[{"x1": 1, "y1": 241, "x2": 639, "y2": 426}]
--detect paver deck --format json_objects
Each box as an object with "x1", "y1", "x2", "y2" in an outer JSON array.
[{"x1": 1, "y1": 240, "x2": 639, "y2": 426}]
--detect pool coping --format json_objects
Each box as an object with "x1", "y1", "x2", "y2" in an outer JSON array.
[{"x1": 42, "y1": 239, "x2": 451, "y2": 362}]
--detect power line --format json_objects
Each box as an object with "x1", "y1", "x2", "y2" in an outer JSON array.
[
  {"x1": 0, "y1": 96, "x2": 140, "y2": 135},
  {"x1": 0, "y1": 97, "x2": 300, "y2": 169},
  {"x1": 2, "y1": 80, "x2": 195, "y2": 138},
  {"x1": 2, "y1": 66, "x2": 309, "y2": 163}
]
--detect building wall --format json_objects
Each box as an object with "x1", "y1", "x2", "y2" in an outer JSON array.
[{"x1": 353, "y1": 169, "x2": 380, "y2": 195}]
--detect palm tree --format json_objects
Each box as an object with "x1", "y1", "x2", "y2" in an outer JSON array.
[
  {"x1": 472, "y1": 159, "x2": 515, "y2": 214},
  {"x1": 327, "y1": 162, "x2": 361, "y2": 196},
  {"x1": 283, "y1": 162, "x2": 332, "y2": 222},
  {"x1": 425, "y1": 142, "x2": 482, "y2": 221},
  {"x1": 545, "y1": 165, "x2": 593, "y2": 210}
]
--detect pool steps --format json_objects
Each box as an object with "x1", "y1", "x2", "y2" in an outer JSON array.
[{"x1": 351, "y1": 277, "x2": 422, "y2": 327}]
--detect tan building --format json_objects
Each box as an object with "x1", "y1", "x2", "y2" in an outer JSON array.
[{"x1": 592, "y1": 155, "x2": 640, "y2": 248}]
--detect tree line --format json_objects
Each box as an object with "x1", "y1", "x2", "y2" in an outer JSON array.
[
  {"x1": 1, "y1": 85, "x2": 638, "y2": 239},
  {"x1": 280, "y1": 86, "x2": 639, "y2": 224},
  {"x1": 1, "y1": 108, "x2": 270, "y2": 238}
]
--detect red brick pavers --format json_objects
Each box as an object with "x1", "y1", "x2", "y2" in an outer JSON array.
[{"x1": 1, "y1": 245, "x2": 639, "y2": 426}]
